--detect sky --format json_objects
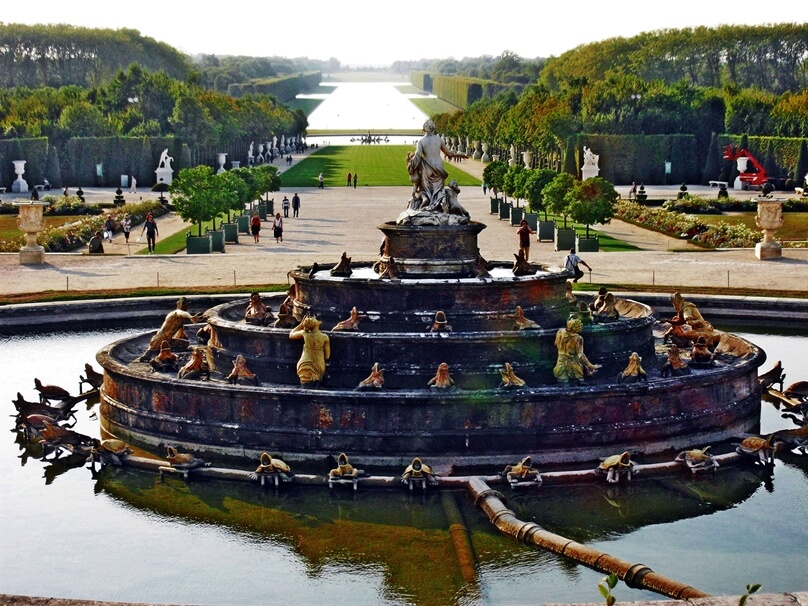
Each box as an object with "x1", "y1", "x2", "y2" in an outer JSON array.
[{"x1": 2, "y1": 0, "x2": 802, "y2": 67}]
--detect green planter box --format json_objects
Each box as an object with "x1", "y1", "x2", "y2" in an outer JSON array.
[
  {"x1": 490, "y1": 198, "x2": 501, "y2": 214},
  {"x1": 236, "y1": 215, "x2": 249, "y2": 234},
  {"x1": 208, "y1": 229, "x2": 226, "y2": 253},
  {"x1": 498, "y1": 200, "x2": 511, "y2": 220},
  {"x1": 257, "y1": 203, "x2": 267, "y2": 221},
  {"x1": 576, "y1": 235, "x2": 599, "y2": 252},
  {"x1": 510, "y1": 206, "x2": 524, "y2": 226},
  {"x1": 222, "y1": 222, "x2": 239, "y2": 244},
  {"x1": 555, "y1": 227, "x2": 576, "y2": 251},
  {"x1": 523, "y1": 212, "x2": 538, "y2": 231},
  {"x1": 186, "y1": 234, "x2": 212, "y2": 255},
  {"x1": 538, "y1": 220, "x2": 555, "y2": 242}
]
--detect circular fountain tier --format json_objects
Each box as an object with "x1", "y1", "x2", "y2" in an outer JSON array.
[
  {"x1": 376, "y1": 221, "x2": 486, "y2": 278},
  {"x1": 98, "y1": 290, "x2": 765, "y2": 466}
]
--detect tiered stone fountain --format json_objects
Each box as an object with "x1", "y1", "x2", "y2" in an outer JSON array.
[{"x1": 98, "y1": 136, "x2": 765, "y2": 468}]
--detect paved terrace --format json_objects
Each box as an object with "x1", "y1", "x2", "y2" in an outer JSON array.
[{"x1": 1, "y1": 152, "x2": 807, "y2": 297}]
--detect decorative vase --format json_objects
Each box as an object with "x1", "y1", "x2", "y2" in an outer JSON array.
[
  {"x1": 754, "y1": 199, "x2": 783, "y2": 260},
  {"x1": 14, "y1": 201, "x2": 48, "y2": 264},
  {"x1": 11, "y1": 160, "x2": 29, "y2": 193}
]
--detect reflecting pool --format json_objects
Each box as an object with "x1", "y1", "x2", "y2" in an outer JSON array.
[{"x1": 1, "y1": 324, "x2": 807, "y2": 605}]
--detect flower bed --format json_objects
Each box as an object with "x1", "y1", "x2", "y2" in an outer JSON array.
[{"x1": 0, "y1": 199, "x2": 168, "y2": 253}]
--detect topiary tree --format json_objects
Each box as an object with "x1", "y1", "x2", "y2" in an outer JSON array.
[
  {"x1": 566, "y1": 176, "x2": 618, "y2": 238},
  {"x1": 482, "y1": 160, "x2": 508, "y2": 199},
  {"x1": 503, "y1": 164, "x2": 527, "y2": 207},
  {"x1": 44, "y1": 145, "x2": 63, "y2": 189},
  {"x1": 170, "y1": 165, "x2": 226, "y2": 236},
  {"x1": 252, "y1": 164, "x2": 282, "y2": 201},
  {"x1": 524, "y1": 168, "x2": 557, "y2": 218},
  {"x1": 542, "y1": 172, "x2": 576, "y2": 228}
]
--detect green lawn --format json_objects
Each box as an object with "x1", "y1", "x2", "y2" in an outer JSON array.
[
  {"x1": 279, "y1": 145, "x2": 481, "y2": 188},
  {"x1": 700, "y1": 212, "x2": 808, "y2": 241},
  {"x1": 0, "y1": 214, "x2": 88, "y2": 240}
]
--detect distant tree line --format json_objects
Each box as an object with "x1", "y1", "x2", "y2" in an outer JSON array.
[{"x1": 425, "y1": 24, "x2": 808, "y2": 185}]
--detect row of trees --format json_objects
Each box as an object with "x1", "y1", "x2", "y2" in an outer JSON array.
[
  {"x1": 170, "y1": 164, "x2": 281, "y2": 236},
  {"x1": 0, "y1": 64, "x2": 307, "y2": 149},
  {"x1": 0, "y1": 24, "x2": 191, "y2": 88},
  {"x1": 483, "y1": 161, "x2": 618, "y2": 237}
]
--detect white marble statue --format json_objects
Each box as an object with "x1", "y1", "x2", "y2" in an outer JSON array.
[
  {"x1": 158, "y1": 149, "x2": 174, "y2": 170},
  {"x1": 581, "y1": 146, "x2": 600, "y2": 180}
]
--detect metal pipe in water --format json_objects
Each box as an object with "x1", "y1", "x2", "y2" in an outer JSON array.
[{"x1": 466, "y1": 477, "x2": 709, "y2": 600}]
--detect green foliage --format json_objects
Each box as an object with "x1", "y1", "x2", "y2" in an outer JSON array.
[
  {"x1": 566, "y1": 177, "x2": 618, "y2": 237},
  {"x1": 482, "y1": 161, "x2": 508, "y2": 197},
  {"x1": 543, "y1": 173, "x2": 576, "y2": 227},
  {"x1": 503, "y1": 164, "x2": 527, "y2": 205},
  {"x1": 738, "y1": 583, "x2": 762, "y2": 606},
  {"x1": 524, "y1": 169, "x2": 557, "y2": 216},
  {"x1": 170, "y1": 165, "x2": 226, "y2": 236},
  {"x1": 598, "y1": 573, "x2": 618, "y2": 606},
  {"x1": 228, "y1": 72, "x2": 321, "y2": 102}
]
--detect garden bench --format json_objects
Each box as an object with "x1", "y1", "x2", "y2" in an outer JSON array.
[{"x1": 708, "y1": 181, "x2": 728, "y2": 187}]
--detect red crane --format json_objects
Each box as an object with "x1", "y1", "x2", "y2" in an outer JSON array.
[{"x1": 722, "y1": 145, "x2": 769, "y2": 189}]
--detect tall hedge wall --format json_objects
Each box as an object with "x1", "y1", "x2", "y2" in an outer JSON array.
[
  {"x1": 0, "y1": 138, "x2": 48, "y2": 189},
  {"x1": 228, "y1": 72, "x2": 322, "y2": 102},
  {"x1": 565, "y1": 134, "x2": 698, "y2": 185},
  {"x1": 409, "y1": 71, "x2": 433, "y2": 92}
]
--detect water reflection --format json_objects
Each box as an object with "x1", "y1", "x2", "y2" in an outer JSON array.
[{"x1": 2, "y1": 327, "x2": 808, "y2": 604}]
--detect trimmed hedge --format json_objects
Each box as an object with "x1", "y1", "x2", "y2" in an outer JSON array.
[{"x1": 227, "y1": 72, "x2": 321, "y2": 102}]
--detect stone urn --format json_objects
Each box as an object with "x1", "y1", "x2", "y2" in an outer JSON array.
[
  {"x1": 754, "y1": 198, "x2": 783, "y2": 260},
  {"x1": 481, "y1": 142, "x2": 491, "y2": 163},
  {"x1": 472, "y1": 140, "x2": 482, "y2": 160},
  {"x1": 14, "y1": 201, "x2": 49, "y2": 264},
  {"x1": 11, "y1": 160, "x2": 29, "y2": 193},
  {"x1": 216, "y1": 153, "x2": 228, "y2": 174},
  {"x1": 508, "y1": 145, "x2": 518, "y2": 167},
  {"x1": 522, "y1": 151, "x2": 534, "y2": 169}
]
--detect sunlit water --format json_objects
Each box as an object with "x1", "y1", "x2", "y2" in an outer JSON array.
[
  {"x1": 1, "y1": 323, "x2": 807, "y2": 605},
  {"x1": 303, "y1": 81, "x2": 430, "y2": 132}
]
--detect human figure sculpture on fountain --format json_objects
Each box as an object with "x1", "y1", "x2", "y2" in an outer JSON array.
[
  {"x1": 663, "y1": 292, "x2": 718, "y2": 348},
  {"x1": 289, "y1": 316, "x2": 330, "y2": 387},
  {"x1": 553, "y1": 317, "x2": 601, "y2": 384},
  {"x1": 140, "y1": 297, "x2": 202, "y2": 362},
  {"x1": 399, "y1": 120, "x2": 467, "y2": 225},
  {"x1": 150, "y1": 341, "x2": 179, "y2": 373},
  {"x1": 245, "y1": 292, "x2": 273, "y2": 326}
]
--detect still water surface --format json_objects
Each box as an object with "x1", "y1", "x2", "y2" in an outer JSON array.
[{"x1": 1, "y1": 325, "x2": 807, "y2": 605}]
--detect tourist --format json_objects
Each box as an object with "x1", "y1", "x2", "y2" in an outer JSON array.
[
  {"x1": 250, "y1": 211, "x2": 261, "y2": 243},
  {"x1": 282, "y1": 196, "x2": 290, "y2": 217},
  {"x1": 563, "y1": 248, "x2": 592, "y2": 283},
  {"x1": 88, "y1": 231, "x2": 104, "y2": 254},
  {"x1": 273, "y1": 212, "x2": 283, "y2": 243},
  {"x1": 628, "y1": 181, "x2": 637, "y2": 200},
  {"x1": 141, "y1": 212, "x2": 159, "y2": 254},
  {"x1": 353, "y1": 173, "x2": 358, "y2": 188},
  {"x1": 292, "y1": 192, "x2": 301, "y2": 217},
  {"x1": 129, "y1": 175, "x2": 137, "y2": 194},
  {"x1": 347, "y1": 172, "x2": 352, "y2": 187},
  {"x1": 121, "y1": 214, "x2": 132, "y2": 243},
  {"x1": 104, "y1": 215, "x2": 116, "y2": 242},
  {"x1": 517, "y1": 219, "x2": 535, "y2": 262},
  {"x1": 482, "y1": 180, "x2": 487, "y2": 195},
  {"x1": 318, "y1": 173, "x2": 324, "y2": 189}
]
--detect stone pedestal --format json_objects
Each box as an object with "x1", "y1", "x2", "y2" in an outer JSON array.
[
  {"x1": 754, "y1": 199, "x2": 783, "y2": 260},
  {"x1": 155, "y1": 167, "x2": 173, "y2": 186},
  {"x1": 14, "y1": 201, "x2": 49, "y2": 264}
]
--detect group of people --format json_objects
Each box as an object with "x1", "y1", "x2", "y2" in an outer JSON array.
[
  {"x1": 87, "y1": 212, "x2": 158, "y2": 254},
  {"x1": 250, "y1": 210, "x2": 285, "y2": 243},
  {"x1": 346, "y1": 172, "x2": 358, "y2": 188},
  {"x1": 515, "y1": 219, "x2": 593, "y2": 282},
  {"x1": 281, "y1": 193, "x2": 301, "y2": 218}
]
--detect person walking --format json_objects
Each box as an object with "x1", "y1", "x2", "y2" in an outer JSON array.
[
  {"x1": 273, "y1": 212, "x2": 284, "y2": 243},
  {"x1": 88, "y1": 231, "x2": 104, "y2": 254},
  {"x1": 121, "y1": 214, "x2": 132, "y2": 243},
  {"x1": 282, "y1": 196, "x2": 290, "y2": 218},
  {"x1": 563, "y1": 248, "x2": 592, "y2": 283},
  {"x1": 347, "y1": 172, "x2": 352, "y2": 187},
  {"x1": 353, "y1": 172, "x2": 358, "y2": 188},
  {"x1": 141, "y1": 212, "x2": 159, "y2": 254},
  {"x1": 292, "y1": 192, "x2": 300, "y2": 218},
  {"x1": 318, "y1": 173, "x2": 324, "y2": 189},
  {"x1": 250, "y1": 211, "x2": 261, "y2": 243},
  {"x1": 104, "y1": 215, "x2": 116, "y2": 243},
  {"x1": 517, "y1": 219, "x2": 536, "y2": 262},
  {"x1": 129, "y1": 175, "x2": 137, "y2": 194},
  {"x1": 482, "y1": 180, "x2": 487, "y2": 195}
]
